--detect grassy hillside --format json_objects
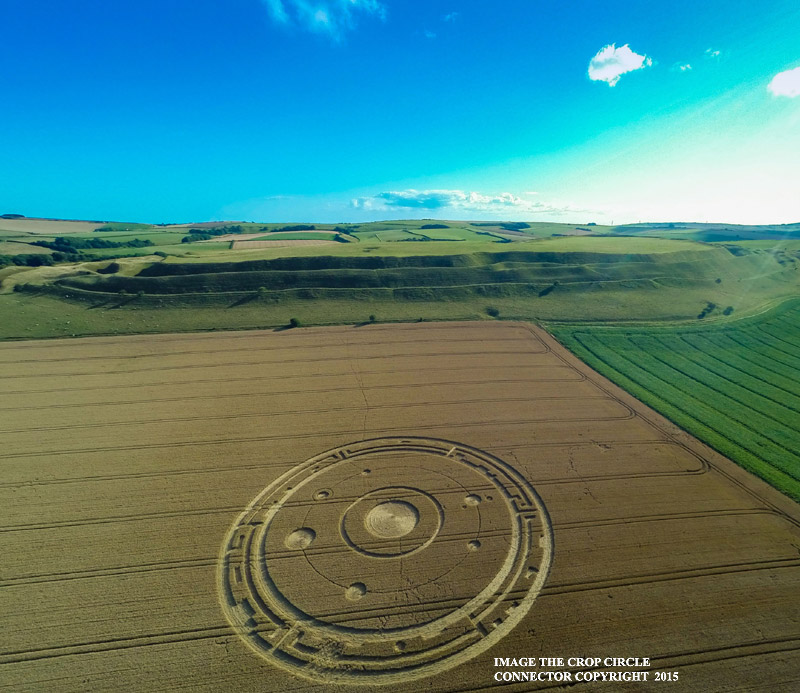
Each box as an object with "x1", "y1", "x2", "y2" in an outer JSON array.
[
  {"x1": 2, "y1": 235, "x2": 797, "y2": 340},
  {"x1": 31, "y1": 237, "x2": 796, "y2": 304},
  {"x1": 551, "y1": 299, "x2": 800, "y2": 501}
]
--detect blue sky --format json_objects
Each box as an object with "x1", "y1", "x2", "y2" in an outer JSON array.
[{"x1": 1, "y1": 0, "x2": 798, "y2": 224}]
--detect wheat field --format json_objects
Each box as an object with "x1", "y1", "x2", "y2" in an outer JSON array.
[{"x1": 1, "y1": 322, "x2": 798, "y2": 691}]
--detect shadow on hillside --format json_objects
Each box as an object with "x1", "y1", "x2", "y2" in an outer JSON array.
[{"x1": 227, "y1": 293, "x2": 257, "y2": 308}]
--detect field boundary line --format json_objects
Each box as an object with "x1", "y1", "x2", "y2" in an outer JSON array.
[
  {"x1": 3, "y1": 565, "x2": 798, "y2": 666},
  {"x1": 0, "y1": 376, "x2": 594, "y2": 412},
  {"x1": 4, "y1": 509, "x2": 785, "y2": 586},
  {"x1": 0, "y1": 319, "x2": 533, "y2": 349},
  {"x1": 0, "y1": 413, "x2": 651, "y2": 461},
  {"x1": 0, "y1": 440, "x2": 697, "y2": 488},
  {"x1": 0, "y1": 504, "x2": 768, "y2": 535},
  {"x1": 0, "y1": 347, "x2": 547, "y2": 380},
  {"x1": 0, "y1": 334, "x2": 537, "y2": 366},
  {"x1": 0, "y1": 394, "x2": 623, "y2": 435},
  {"x1": 0, "y1": 365, "x2": 585, "y2": 397}
]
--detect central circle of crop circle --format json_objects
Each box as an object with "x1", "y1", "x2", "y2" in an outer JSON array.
[
  {"x1": 339, "y1": 486, "x2": 443, "y2": 559},
  {"x1": 365, "y1": 500, "x2": 419, "y2": 538}
]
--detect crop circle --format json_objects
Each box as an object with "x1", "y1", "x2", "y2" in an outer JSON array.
[{"x1": 218, "y1": 437, "x2": 553, "y2": 684}]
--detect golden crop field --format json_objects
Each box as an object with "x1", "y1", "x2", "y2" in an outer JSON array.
[{"x1": 1, "y1": 322, "x2": 798, "y2": 691}]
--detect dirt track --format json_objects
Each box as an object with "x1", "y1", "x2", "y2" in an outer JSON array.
[{"x1": 1, "y1": 322, "x2": 798, "y2": 691}]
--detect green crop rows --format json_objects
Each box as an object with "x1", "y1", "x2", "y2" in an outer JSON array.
[{"x1": 553, "y1": 299, "x2": 800, "y2": 502}]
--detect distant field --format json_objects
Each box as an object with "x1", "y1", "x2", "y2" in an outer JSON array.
[
  {"x1": 552, "y1": 299, "x2": 800, "y2": 501},
  {"x1": 0, "y1": 218, "x2": 103, "y2": 234},
  {"x1": 717, "y1": 239, "x2": 800, "y2": 251},
  {"x1": 619, "y1": 222, "x2": 800, "y2": 243},
  {"x1": 0, "y1": 241, "x2": 52, "y2": 255}
]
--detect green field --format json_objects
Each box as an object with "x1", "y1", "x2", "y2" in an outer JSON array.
[
  {"x1": 552, "y1": 299, "x2": 800, "y2": 501},
  {"x1": 0, "y1": 240, "x2": 53, "y2": 255}
]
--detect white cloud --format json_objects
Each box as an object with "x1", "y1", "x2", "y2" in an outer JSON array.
[
  {"x1": 351, "y1": 189, "x2": 583, "y2": 216},
  {"x1": 676, "y1": 63, "x2": 692, "y2": 72},
  {"x1": 705, "y1": 48, "x2": 721, "y2": 59},
  {"x1": 588, "y1": 44, "x2": 652, "y2": 87},
  {"x1": 424, "y1": 29, "x2": 436, "y2": 39},
  {"x1": 264, "y1": 0, "x2": 289, "y2": 23},
  {"x1": 443, "y1": 12, "x2": 459, "y2": 22},
  {"x1": 768, "y1": 67, "x2": 800, "y2": 98},
  {"x1": 261, "y1": 0, "x2": 385, "y2": 41}
]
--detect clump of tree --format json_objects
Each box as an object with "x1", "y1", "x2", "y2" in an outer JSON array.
[
  {"x1": 697, "y1": 301, "x2": 717, "y2": 319},
  {"x1": 475, "y1": 231, "x2": 511, "y2": 243},
  {"x1": 723, "y1": 306, "x2": 734, "y2": 315},
  {"x1": 472, "y1": 222, "x2": 530, "y2": 231},
  {"x1": 32, "y1": 237, "x2": 153, "y2": 251},
  {"x1": 182, "y1": 233, "x2": 214, "y2": 243},
  {"x1": 93, "y1": 223, "x2": 150, "y2": 232},
  {"x1": 274, "y1": 225, "x2": 316, "y2": 232},
  {"x1": 420, "y1": 224, "x2": 449, "y2": 229},
  {"x1": 0, "y1": 249, "x2": 151, "y2": 268},
  {"x1": 0, "y1": 253, "x2": 56, "y2": 267},
  {"x1": 181, "y1": 224, "x2": 246, "y2": 243},
  {"x1": 288, "y1": 317, "x2": 301, "y2": 328},
  {"x1": 486, "y1": 306, "x2": 500, "y2": 317}
]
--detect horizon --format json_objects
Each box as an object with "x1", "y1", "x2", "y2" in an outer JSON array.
[
  {"x1": 4, "y1": 214, "x2": 800, "y2": 228},
  {"x1": 1, "y1": 1, "x2": 798, "y2": 225}
]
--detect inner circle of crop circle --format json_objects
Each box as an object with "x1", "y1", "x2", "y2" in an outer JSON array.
[
  {"x1": 217, "y1": 437, "x2": 554, "y2": 685},
  {"x1": 365, "y1": 500, "x2": 419, "y2": 538},
  {"x1": 340, "y1": 486, "x2": 443, "y2": 559}
]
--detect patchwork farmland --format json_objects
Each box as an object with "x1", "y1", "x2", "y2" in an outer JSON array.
[{"x1": 1, "y1": 321, "x2": 798, "y2": 691}]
